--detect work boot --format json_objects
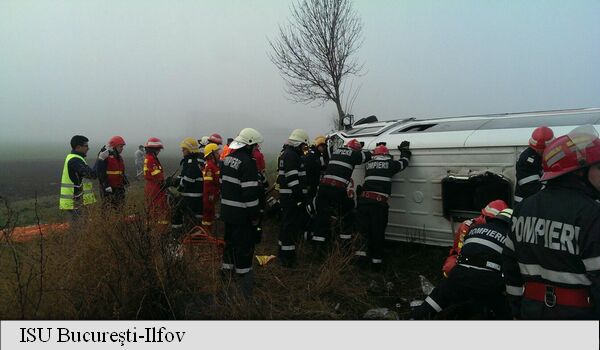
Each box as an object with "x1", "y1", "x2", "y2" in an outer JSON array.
[{"x1": 238, "y1": 271, "x2": 254, "y2": 298}]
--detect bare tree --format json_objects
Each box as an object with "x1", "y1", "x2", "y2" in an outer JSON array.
[{"x1": 269, "y1": 0, "x2": 364, "y2": 130}]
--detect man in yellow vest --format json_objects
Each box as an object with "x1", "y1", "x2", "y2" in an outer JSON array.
[{"x1": 59, "y1": 135, "x2": 101, "y2": 222}]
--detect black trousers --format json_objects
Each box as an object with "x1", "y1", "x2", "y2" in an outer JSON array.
[
  {"x1": 356, "y1": 200, "x2": 388, "y2": 264},
  {"x1": 313, "y1": 185, "x2": 355, "y2": 244},
  {"x1": 278, "y1": 201, "x2": 304, "y2": 264},
  {"x1": 222, "y1": 221, "x2": 255, "y2": 275},
  {"x1": 412, "y1": 265, "x2": 510, "y2": 320},
  {"x1": 171, "y1": 197, "x2": 202, "y2": 234},
  {"x1": 101, "y1": 187, "x2": 126, "y2": 208}
]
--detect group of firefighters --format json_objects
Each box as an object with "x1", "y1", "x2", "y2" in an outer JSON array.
[{"x1": 58, "y1": 123, "x2": 600, "y2": 319}]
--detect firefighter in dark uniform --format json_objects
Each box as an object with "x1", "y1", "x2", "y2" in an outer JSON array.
[
  {"x1": 168, "y1": 137, "x2": 204, "y2": 235},
  {"x1": 503, "y1": 126, "x2": 600, "y2": 319},
  {"x1": 220, "y1": 128, "x2": 264, "y2": 296},
  {"x1": 413, "y1": 208, "x2": 514, "y2": 319},
  {"x1": 303, "y1": 135, "x2": 329, "y2": 240},
  {"x1": 277, "y1": 129, "x2": 310, "y2": 267},
  {"x1": 514, "y1": 126, "x2": 555, "y2": 206},
  {"x1": 355, "y1": 143, "x2": 411, "y2": 271},
  {"x1": 312, "y1": 138, "x2": 372, "y2": 248},
  {"x1": 96, "y1": 135, "x2": 128, "y2": 208}
]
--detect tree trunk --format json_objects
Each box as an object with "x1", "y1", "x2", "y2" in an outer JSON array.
[{"x1": 335, "y1": 99, "x2": 345, "y2": 130}]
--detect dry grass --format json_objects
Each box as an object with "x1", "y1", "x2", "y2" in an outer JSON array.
[{"x1": 0, "y1": 193, "x2": 447, "y2": 320}]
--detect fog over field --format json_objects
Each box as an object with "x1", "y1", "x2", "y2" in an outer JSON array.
[{"x1": 1, "y1": 0, "x2": 600, "y2": 161}]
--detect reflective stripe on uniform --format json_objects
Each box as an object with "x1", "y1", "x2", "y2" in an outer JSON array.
[
  {"x1": 463, "y1": 237, "x2": 504, "y2": 254},
  {"x1": 222, "y1": 263, "x2": 234, "y2": 270},
  {"x1": 106, "y1": 170, "x2": 123, "y2": 175},
  {"x1": 278, "y1": 241, "x2": 296, "y2": 251},
  {"x1": 506, "y1": 285, "x2": 524, "y2": 296},
  {"x1": 241, "y1": 181, "x2": 259, "y2": 188},
  {"x1": 339, "y1": 234, "x2": 351, "y2": 240},
  {"x1": 518, "y1": 174, "x2": 541, "y2": 186},
  {"x1": 355, "y1": 251, "x2": 367, "y2": 257},
  {"x1": 518, "y1": 263, "x2": 592, "y2": 286},
  {"x1": 151, "y1": 169, "x2": 162, "y2": 176},
  {"x1": 288, "y1": 180, "x2": 300, "y2": 187},
  {"x1": 583, "y1": 256, "x2": 600, "y2": 271},
  {"x1": 171, "y1": 224, "x2": 183, "y2": 229},
  {"x1": 328, "y1": 160, "x2": 352, "y2": 169},
  {"x1": 514, "y1": 195, "x2": 523, "y2": 203},
  {"x1": 285, "y1": 170, "x2": 299, "y2": 177},
  {"x1": 279, "y1": 189, "x2": 292, "y2": 194},
  {"x1": 183, "y1": 176, "x2": 201, "y2": 182},
  {"x1": 298, "y1": 171, "x2": 306, "y2": 176},
  {"x1": 204, "y1": 176, "x2": 213, "y2": 181},
  {"x1": 221, "y1": 198, "x2": 259, "y2": 208},
  {"x1": 364, "y1": 176, "x2": 391, "y2": 182},
  {"x1": 181, "y1": 192, "x2": 202, "y2": 197},
  {"x1": 425, "y1": 296, "x2": 442, "y2": 312},
  {"x1": 312, "y1": 236, "x2": 326, "y2": 242},
  {"x1": 235, "y1": 267, "x2": 252, "y2": 274},
  {"x1": 372, "y1": 258, "x2": 383, "y2": 264},
  {"x1": 323, "y1": 174, "x2": 349, "y2": 184},
  {"x1": 222, "y1": 175, "x2": 241, "y2": 185}
]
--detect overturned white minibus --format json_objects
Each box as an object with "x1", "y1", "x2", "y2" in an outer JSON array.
[{"x1": 327, "y1": 108, "x2": 600, "y2": 246}]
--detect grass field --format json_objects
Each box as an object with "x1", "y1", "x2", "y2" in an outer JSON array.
[{"x1": 1, "y1": 157, "x2": 448, "y2": 320}]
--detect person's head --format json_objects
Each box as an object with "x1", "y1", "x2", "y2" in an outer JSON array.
[
  {"x1": 287, "y1": 129, "x2": 309, "y2": 149},
  {"x1": 229, "y1": 128, "x2": 263, "y2": 152},
  {"x1": 144, "y1": 137, "x2": 164, "y2": 154},
  {"x1": 493, "y1": 208, "x2": 513, "y2": 224},
  {"x1": 108, "y1": 136, "x2": 126, "y2": 154},
  {"x1": 542, "y1": 125, "x2": 600, "y2": 192},
  {"x1": 345, "y1": 139, "x2": 362, "y2": 151},
  {"x1": 373, "y1": 144, "x2": 390, "y2": 158},
  {"x1": 208, "y1": 133, "x2": 223, "y2": 145},
  {"x1": 313, "y1": 135, "x2": 327, "y2": 153},
  {"x1": 70, "y1": 135, "x2": 89, "y2": 156},
  {"x1": 481, "y1": 199, "x2": 509, "y2": 219},
  {"x1": 529, "y1": 126, "x2": 555, "y2": 155},
  {"x1": 138, "y1": 145, "x2": 144, "y2": 151},
  {"x1": 180, "y1": 137, "x2": 199, "y2": 156},
  {"x1": 204, "y1": 143, "x2": 219, "y2": 161}
]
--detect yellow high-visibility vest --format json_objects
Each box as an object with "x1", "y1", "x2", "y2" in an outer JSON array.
[{"x1": 59, "y1": 153, "x2": 97, "y2": 210}]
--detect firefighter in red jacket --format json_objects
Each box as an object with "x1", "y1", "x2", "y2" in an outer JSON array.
[
  {"x1": 202, "y1": 143, "x2": 221, "y2": 232},
  {"x1": 96, "y1": 136, "x2": 128, "y2": 208},
  {"x1": 442, "y1": 199, "x2": 508, "y2": 277},
  {"x1": 143, "y1": 137, "x2": 167, "y2": 222}
]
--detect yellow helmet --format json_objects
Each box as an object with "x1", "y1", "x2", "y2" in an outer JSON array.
[
  {"x1": 204, "y1": 143, "x2": 219, "y2": 157},
  {"x1": 313, "y1": 135, "x2": 326, "y2": 146},
  {"x1": 180, "y1": 137, "x2": 200, "y2": 153}
]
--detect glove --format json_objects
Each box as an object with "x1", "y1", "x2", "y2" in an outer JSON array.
[
  {"x1": 104, "y1": 186, "x2": 113, "y2": 193},
  {"x1": 98, "y1": 148, "x2": 110, "y2": 161},
  {"x1": 397, "y1": 141, "x2": 412, "y2": 160}
]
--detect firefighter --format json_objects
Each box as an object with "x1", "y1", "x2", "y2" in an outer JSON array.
[
  {"x1": 198, "y1": 136, "x2": 209, "y2": 155},
  {"x1": 312, "y1": 138, "x2": 372, "y2": 248},
  {"x1": 355, "y1": 143, "x2": 411, "y2": 271},
  {"x1": 143, "y1": 137, "x2": 168, "y2": 223},
  {"x1": 208, "y1": 133, "x2": 223, "y2": 147},
  {"x1": 441, "y1": 199, "x2": 508, "y2": 277},
  {"x1": 59, "y1": 135, "x2": 99, "y2": 222},
  {"x1": 413, "y1": 208, "x2": 513, "y2": 319},
  {"x1": 304, "y1": 135, "x2": 329, "y2": 199},
  {"x1": 277, "y1": 129, "x2": 310, "y2": 267},
  {"x1": 220, "y1": 128, "x2": 264, "y2": 296},
  {"x1": 134, "y1": 145, "x2": 145, "y2": 179},
  {"x1": 503, "y1": 125, "x2": 600, "y2": 319},
  {"x1": 202, "y1": 143, "x2": 221, "y2": 232},
  {"x1": 96, "y1": 135, "x2": 128, "y2": 208},
  {"x1": 514, "y1": 126, "x2": 555, "y2": 206},
  {"x1": 169, "y1": 137, "x2": 204, "y2": 234}
]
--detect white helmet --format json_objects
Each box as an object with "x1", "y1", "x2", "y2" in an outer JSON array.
[
  {"x1": 230, "y1": 128, "x2": 264, "y2": 150},
  {"x1": 199, "y1": 136, "x2": 210, "y2": 146},
  {"x1": 288, "y1": 129, "x2": 309, "y2": 145}
]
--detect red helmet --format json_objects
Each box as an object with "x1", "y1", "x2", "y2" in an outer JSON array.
[
  {"x1": 373, "y1": 145, "x2": 389, "y2": 156},
  {"x1": 345, "y1": 139, "x2": 362, "y2": 151},
  {"x1": 481, "y1": 199, "x2": 508, "y2": 218},
  {"x1": 144, "y1": 137, "x2": 164, "y2": 149},
  {"x1": 529, "y1": 126, "x2": 555, "y2": 152},
  {"x1": 208, "y1": 133, "x2": 223, "y2": 145},
  {"x1": 541, "y1": 125, "x2": 600, "y2": 181},
  {"x1": 108, "y1": 135, "x2": 126, "y2": 147}
]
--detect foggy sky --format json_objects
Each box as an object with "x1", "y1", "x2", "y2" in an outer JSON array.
[{"x1": 1, "y1": 0, "x2": 599, "y2": 155}]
